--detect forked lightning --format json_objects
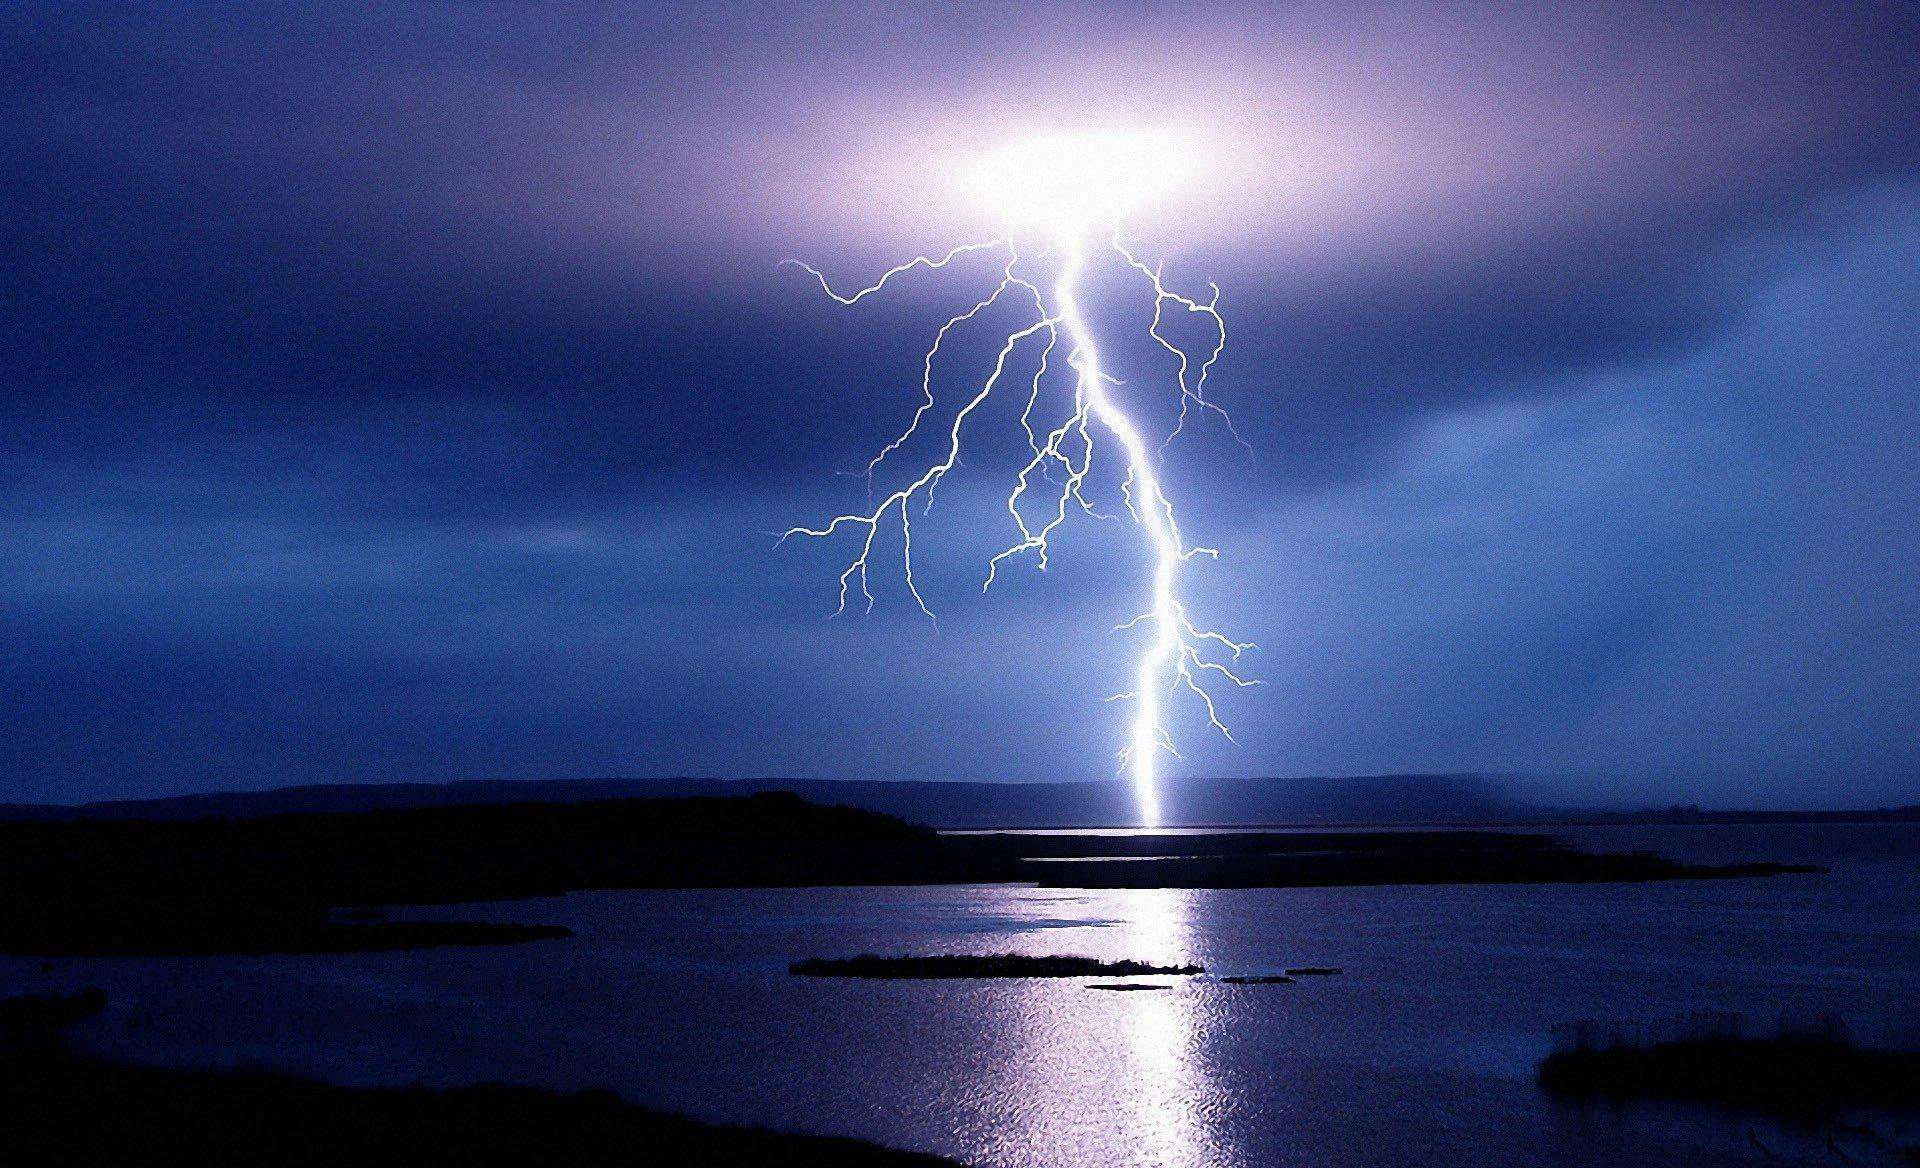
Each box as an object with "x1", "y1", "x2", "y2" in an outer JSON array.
[{"x1": 781, "y1": 140, "x2": 1255, "y2": 827}]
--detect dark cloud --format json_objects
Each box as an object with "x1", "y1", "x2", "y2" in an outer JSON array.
[{"x1": 1, "y1": 1, "x2": 1915, "y2": 802}]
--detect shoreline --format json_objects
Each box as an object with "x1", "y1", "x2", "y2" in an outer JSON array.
[{"x1": 0, "y1": 793, "x2": 1828, "y2": 957}]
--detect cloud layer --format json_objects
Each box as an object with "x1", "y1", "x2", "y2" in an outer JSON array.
[{"x1": 2, "y1": 1, "x2": 1915, "y2": 803}]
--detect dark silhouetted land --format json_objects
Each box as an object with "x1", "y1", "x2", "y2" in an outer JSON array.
[
  {"x1": 1539, "y1": 1035, "x2": 1920, "y2": 1118},
  {"x1": 1015, "y1": 832, "x2": 1818, "y2": 889},
  {"x1": 0, "y1": 988, "x2": 106, "y2": 1044},
  {"x1": 0, "y1": 1051, "x2": 961, "y2": 1167},
  {"x1": 0, "y1": 988, "x2": 961, "y2": 1165},
  {"x1": 790, "y1": 954, "x2": 1202, "y2": 978},
  {"x1": 0, "y1": 791, "x2": 1821, "y2": 955},
  {"x1": 10, "y1": 773, "x2": 1909, "y2": 830},
  {"x1": 0, "y1": 773, "x2": 1536, "y2": 827},
  {"x1": 0, "y1": 792, "x2": 914, "y2": 955}
]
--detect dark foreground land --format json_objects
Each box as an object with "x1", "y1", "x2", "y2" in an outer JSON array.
[
  {"x1": 1540, "y1": 1034, "x2": 1920, "y2": 1118},
  {"x1": 0, "y1": 791, "x2": 1822, "y2": 955},
  {"x1": 0, "y1": 1049, "x2": 959, "y2": 1167},
  {"x1": 0, "y1": 989, "x2": 961, "y2": 1166},
  {"x1": 791, "y1": 954, "x2": 1203, "y2": 978}
]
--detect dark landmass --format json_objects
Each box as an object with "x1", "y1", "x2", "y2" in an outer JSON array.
[
  {"x1": 0, "y1": 793, "x2": 915, "y2": 955},
  {"x1": 8, "y1": 922, "x2": 573, "y2": 959},
  {"x1": 1086, "y1": 983, "x2": 1169, "y2": 992},
  {"x1": 0, "y1": 989, "x2": 106, "y2": 1042},
  {"x1": 9, "y1": 773, "x2": 1906, "y2": 831},
  {"x1": 0, "y1": 991, "x2": 958, "y2": 1165},
  {"x1": 0, "y1": 773, "x2": 1537, "y2": 828},
  {"x1": 0, "y1": 1049, "x2": 959, "y2": 1167},
  {"x1": 1556, "y1": 804, "x2": 1920, "y2": 826},
  {"x1": 1539, "y1": 1035, "x2": 1920, "y2": 1118},
  {"x1": 0, "y1": 793, "x2": 1822, "y2": 955},
  {"x1": 1020, "y1": 840, "x2": 1820, "y2": 889},
  {"x1": 1285, "y1": 967, "x2": 1343, "y2": 976},
  {"x1": 791, "y1": 954, "x2": 1202, "y2": 979}
]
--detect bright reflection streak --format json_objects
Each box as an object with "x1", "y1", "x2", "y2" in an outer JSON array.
[
  {"x1": 1117, "y1": 888, "x2": 1208, "y2": 1167},
  {"x1": 982, "y1": 885, "x2": 1221, "y2": 1166}
]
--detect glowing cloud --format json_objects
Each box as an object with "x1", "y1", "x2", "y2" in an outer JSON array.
[
  {"x1": 783, "y1": 130, "x2": 1257, "y2": 828},
  {"x1": 962, "y1": 128, "x2": 1204, "y2": 238}
]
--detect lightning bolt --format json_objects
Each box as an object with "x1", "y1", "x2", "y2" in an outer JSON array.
[{"x1": 781, "y1": 226, "x2": 1255, "y2": 828}]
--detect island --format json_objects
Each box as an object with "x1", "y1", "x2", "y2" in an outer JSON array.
[{"x1": 790, "y1": 954, "x2": 1203, "y2": 979}]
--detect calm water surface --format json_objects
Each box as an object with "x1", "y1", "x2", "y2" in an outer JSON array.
[{"x1": 10, "y1": 823, "x2": 1917, "y2": 1167}]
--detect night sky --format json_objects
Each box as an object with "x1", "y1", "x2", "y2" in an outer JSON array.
[{"x1": 4, "y1": 2, "x2": 1916, "y2": 807}]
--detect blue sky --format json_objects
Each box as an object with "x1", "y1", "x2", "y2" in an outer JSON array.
[{"x1": 2, "y1": 2, "x2": 1915, "y2": 805}]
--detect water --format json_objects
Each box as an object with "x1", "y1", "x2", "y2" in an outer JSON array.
[{"x1": 9, "y1": 824, "x2": 1917, "y2": 1166}]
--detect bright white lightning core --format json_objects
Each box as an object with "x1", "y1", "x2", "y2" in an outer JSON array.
[{"x1": 782, "y1": 131, "x2": 1255, "y2": 828}]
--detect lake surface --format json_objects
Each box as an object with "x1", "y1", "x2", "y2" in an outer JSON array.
[{"x1": 10, "y1": 823, "x2": 1918, "y2": 1166}]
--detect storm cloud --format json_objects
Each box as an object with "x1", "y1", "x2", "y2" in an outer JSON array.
[{"x1": 2, "y1": 1, "x2": 1915, "y2": 804}]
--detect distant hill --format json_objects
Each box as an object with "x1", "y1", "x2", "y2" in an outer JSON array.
[{"x1": 0, "y1": 773, "x2": 1543, "y2": 829}]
